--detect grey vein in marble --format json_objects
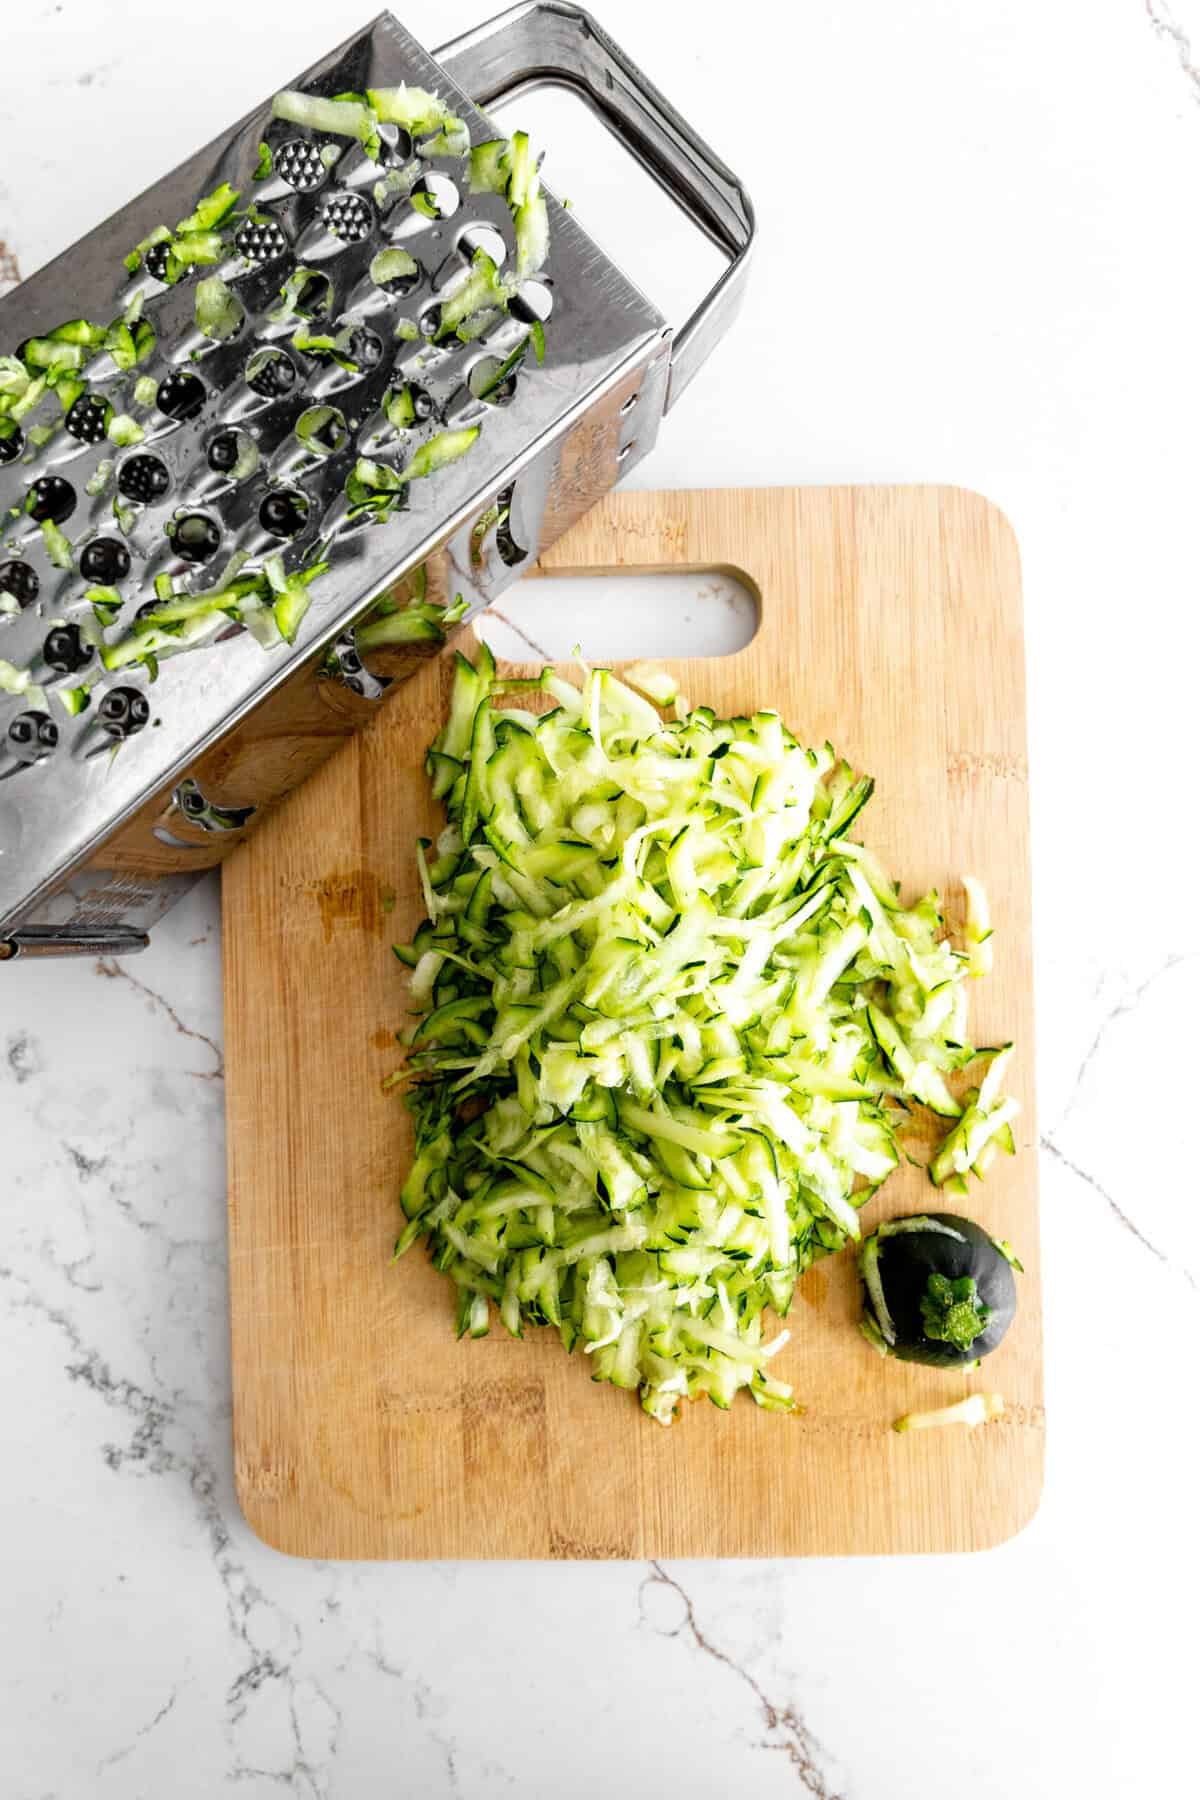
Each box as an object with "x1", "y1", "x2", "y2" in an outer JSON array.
[
  {"x1": 364, "y1": 1635, "x2": 469, "y2": 1797},
  {"x1": 1052, "y1": 952, "x2": 1196, "y2": 1135},
  {"x1": 1145, "y1": 0, "x2": 1200, "y2": 98},
  {"x1": 1041, "y1": 952, "x2": 1199, "y2": 1292},
  {"x1": 1041, "y1": 1135, "x2": 1198, "y2": 1293},
  {"x1": 641, "y1": 1563, "x2": 844, "y2": 1798},
  {"x1": 97, "y1": 1687, "x2": 179, "y2": 1771},
  {"x1": 93, "y1": 955, "x2": 225, "y2": 1082},
  {"x1": 0, "y1": 1250, "x2": 341, "y2": 1795},
  {"x1": 481, "y1": 602, "x2": 555, "y2": 663},
  {"x1": 6, "y1": 1028, "x2": 44, "y2": 1084}
]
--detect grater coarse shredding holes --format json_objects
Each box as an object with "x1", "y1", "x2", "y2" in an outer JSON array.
[{"x1": 0, "y1": 4, "x2": 752, "y2": 960}]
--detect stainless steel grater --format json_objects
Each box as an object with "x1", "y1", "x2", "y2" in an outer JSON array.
[{"x1": 0, "y1": 3, "x2": 753, "y2": 961}]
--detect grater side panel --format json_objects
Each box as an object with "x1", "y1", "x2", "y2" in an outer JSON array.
[
  {"x1": 10, "y1": 331, "x2": 663, "y2": 936},
  {"x1": 0, "y1": 11, "x2": 666, "y2": 939}
]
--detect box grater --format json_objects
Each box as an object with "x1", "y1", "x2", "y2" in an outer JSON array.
[{"x1": 0, "y1": 3, "x2": 752, "y2": 960}]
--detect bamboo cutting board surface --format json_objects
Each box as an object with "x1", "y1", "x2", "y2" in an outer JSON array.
[{"x1": 224, "y1": 486, "x2": 1042, "y2": 1559}]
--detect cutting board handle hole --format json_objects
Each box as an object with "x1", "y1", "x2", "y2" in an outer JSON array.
[{"x1": 478, "y1": 565, "x2": 759, "y2": 663}]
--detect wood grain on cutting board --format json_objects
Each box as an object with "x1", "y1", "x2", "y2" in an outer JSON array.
[{"x1": 224, "y1": 486, "x2": 1042, "y2": 1560}]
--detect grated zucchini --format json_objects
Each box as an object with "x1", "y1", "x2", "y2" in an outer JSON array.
[{"x1": 391, "y1": 652, "x2": 1018, "y2": 1424}]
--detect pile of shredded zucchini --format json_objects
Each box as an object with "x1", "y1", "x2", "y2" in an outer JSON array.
[{"x1": 393, "y1": 649, "x2": 1017, "y2": 1423}]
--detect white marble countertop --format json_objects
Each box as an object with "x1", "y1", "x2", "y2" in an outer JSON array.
[{"x1": 2, "y1": 2, "x2": 1198, "y2": 1794}]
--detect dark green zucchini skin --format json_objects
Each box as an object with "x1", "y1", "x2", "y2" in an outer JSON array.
[{"x1": 860, "y1": 1212, "x2": 1017, "y2": 1368}]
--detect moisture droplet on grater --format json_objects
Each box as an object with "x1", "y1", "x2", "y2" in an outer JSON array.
[
  {"x1": 245, "y1": 348, "x2": 297, "y2": 399},
  {"x1": 65, "y1": 394, "x2": 111, "y2": 445},
  {"x1": 322, "y1": 192, "x2": 373, "y2": 243},
  {"x1": 275, "y1": 138, "x2": 329, "y2": 193},
  {"x1": 235, "y1": 216, "x2": 289, "y2": 264},
  {"x1": 117, "y1": 455, "x2": 171, "y2": 504},
  {"x1": 42, "y1": 624, "x2": 93, "y2": 675},
  {"x1": 0, "y1": 559, "x2": 39, "y2": 607},
  {"x1": 156, "y1": 370, "x2": 207, "y2": 423},
  {"x1": 79, "y1": 537, "x2": 131, "y2": 583},
  {"x1": 0, "y1": 426, "x2": 25, "y2": 464},
  {"x1": 26, "y1": 476, "x2": 76, "y2": 525},
  {"x1": 169, "y1": 513, "x2": 222, "y2": 564}
]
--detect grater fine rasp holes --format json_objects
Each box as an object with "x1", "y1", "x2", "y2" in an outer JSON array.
[
  {"x1": 117, "y1": 454, "x2": 171, "y2": 504},
  {"x1": 0, "y1": 560, "x2": 39, "y2": 607},
  {"x1": 156, "y1": 370, "x2": 207, "y2": 423},
  {"x1": 235, "y1": 216, "x2": 290, "y2": 264},
  {"x1": 143, "y1": 242, "x2": 182, "y2": 285},
  {"x1": 7, "y1": 711, "x2": 58, "y2": 763},
  {"x1": 322, "y1": 192, "x2": 374, "y2": 244},
  {"x1": 275, "y1": 138, "x2": 329, "y2": 193},
  {"x1": 64, "y1": 394, "x2": 111, "y2": 445},
  {"x1": 26, "y1": 475, "x2": 77, "y2": 525}
]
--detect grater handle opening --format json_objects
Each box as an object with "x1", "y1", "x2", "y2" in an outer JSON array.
[{"x1": 435, "y1": 2, "x2": 754, "y2": 410}]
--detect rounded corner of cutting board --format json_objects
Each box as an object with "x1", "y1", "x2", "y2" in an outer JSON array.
[
  {"x1": 937, "y1": 481, "x2": 1022, "y2": 549},
  {"x1": 966, "y1": 1444, "x2": 1047, "y2": 1556},
  {"x1": 224, "y1": 483, "x2": 1041, "y2": 1561},
  {"x1": 232, "y1": 1471, "x2": 309, "y2": 1562}
]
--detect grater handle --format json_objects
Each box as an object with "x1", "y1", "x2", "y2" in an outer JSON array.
[{"x1": 435, "y1": 1, "x2": 754, "y2": 410}]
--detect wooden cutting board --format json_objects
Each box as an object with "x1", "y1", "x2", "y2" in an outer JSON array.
[{"x1": 224, "y1": 486, "x2": 1043, "y2": 1559}]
